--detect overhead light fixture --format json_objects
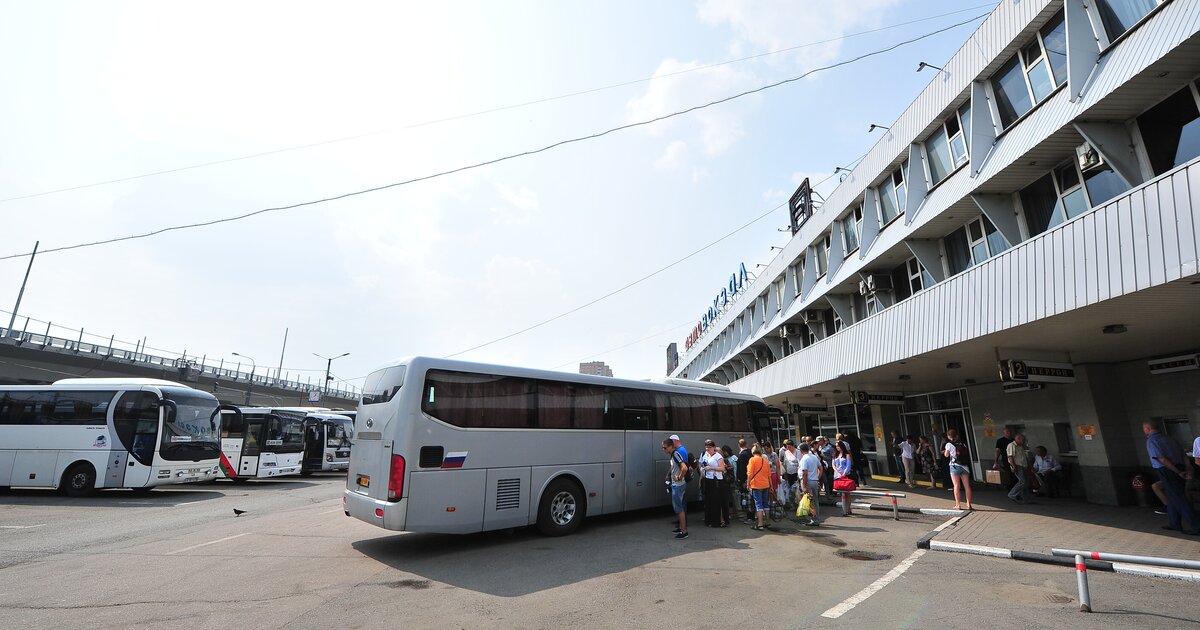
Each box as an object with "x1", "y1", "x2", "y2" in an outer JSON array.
[
  {"x1": 946, "y1": 362, "x2": 962, "y2": 369},
  {"x1": 917, "y1": 61, "x2": 945, "y2": 73},
  {"x1": 899, "y1": 374, "x2": 912, "y2": 381},
  {"x1": 868, "y1": 124, "x2": 890, "y2": 133},
  {"x1": 1102, "y1": 324, "x2": 1128, "y2": 335}
]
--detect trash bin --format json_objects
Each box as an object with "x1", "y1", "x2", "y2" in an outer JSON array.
[{"x1": 1131, "y1": 474, "x2": 1148, "y2": 507}]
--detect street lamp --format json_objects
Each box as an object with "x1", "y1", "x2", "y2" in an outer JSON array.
[
  {"x1": 232, "y1": 352, "x2": 256, "y2": 406},
  {"x1": 313, "y1": 352, "x2": 350, "y2": 396}
]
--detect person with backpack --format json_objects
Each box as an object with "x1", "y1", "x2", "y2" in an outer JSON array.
[
  {"x1": 664, "y1": 437, "x2": 690, "y2": 539},
  {"x1": 745, "y1": 443, "x2": 771, "y2": 531},
  {"x1": 736, "y1": 438, "x2": 754, "y2": 522},
  {"x1": 944, "y1": 428, "x2": 974, "y2": 510}
]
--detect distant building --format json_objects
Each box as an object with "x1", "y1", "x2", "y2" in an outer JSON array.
[{"x1": 579, "y1": 361, "x2": 613, "y2": 377}]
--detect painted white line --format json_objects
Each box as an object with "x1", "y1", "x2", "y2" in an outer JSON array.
[
  {"x1": 921, "y1": 508, "x2": 966, "y2": 516},
  {"x1": 318, "y1": 508, "x2": 344, "y2": 515},
  {"x1": 0, "y1": 524, "x2": 46, "y2": 529},
  {"x1": 821, "y1": 549, "x2": 927, "y2": 619},
  {"x1": 928, "y1": 540, "x2": 1012, "y2": 558},
  {"x1": 1112, "y1": 562, "x2": 1200, "y2": 583},
  {"x1": 931, "y1": 515, "x2": 964, "y2": 533},
  {"x1": 174, "y1": 501, "x2": 205, "y2": 507},
  {"x1": 165, "y1": 533, "x2": 249, "y2": 556}
]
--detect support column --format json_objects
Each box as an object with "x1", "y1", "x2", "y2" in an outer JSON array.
[{"x1": 1062, "y1": 364, "x2": 1142, "y2": 505}]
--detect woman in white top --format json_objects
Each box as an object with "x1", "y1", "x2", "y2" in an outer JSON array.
[
  {"x1": 699, "y1": 439, "x2": 728, "y2": 527},
  {"x1": 944, "y1": 429, "x2": 974, "y2": 510}
]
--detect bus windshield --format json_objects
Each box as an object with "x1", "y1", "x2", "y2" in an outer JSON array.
[
  {"x1": 325, "y1": 420, "x2": 352, "y2": 447},
  {"x1": 160, "y1": 388, "x2": 221, "y2": 461}
]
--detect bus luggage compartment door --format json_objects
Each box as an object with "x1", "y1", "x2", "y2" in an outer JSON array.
[{"x1": 406, "y1": 469, "x2": 485, "y2": 534}]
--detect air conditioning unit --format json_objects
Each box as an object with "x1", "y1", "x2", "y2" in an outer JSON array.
[
  {"x1": 803, "y1": 310, "x2": 824, "y2": 324},
  {"x1": 859, "y1": 274, "x2": 894, "y2": 295},
  {"x1": 1077, "y1": 142, "x2": 1104, "y2": 172},
  {"x1": 781, "y1": 324, "x2": 804, "y2": 337}
]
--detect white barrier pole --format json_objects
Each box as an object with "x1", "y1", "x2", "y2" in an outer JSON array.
[{"x1": 1074, "y1": 554, "x2": 1092, "y2": 613}]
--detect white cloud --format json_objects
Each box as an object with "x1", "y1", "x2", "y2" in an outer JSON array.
[
  {"x1": 655, "y1": 140, "x2": 690, "y2": 171},
  {"x1": 696, "y1": 0, "x2": 901, "y2": 71},
  {"x1": 625, "y1": 59, "x2": 759, "y2": 157},
  {"x1": 489, "y1": 183, "x2": 539, "y2": 225}
]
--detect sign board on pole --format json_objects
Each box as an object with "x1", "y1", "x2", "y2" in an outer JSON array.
[
  {"x1": 998, "y1": 359, "x2": 1076, "y2": 384},
  {"x1": 307, "y1": 390, "x2": 322, "y2": 403}
]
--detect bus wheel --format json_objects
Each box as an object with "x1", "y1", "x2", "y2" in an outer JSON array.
[
  {"x1": 61, "y1": 463, "x2": 96, "y2": 498},
  {"x1": 536, "y1": 478, "x2": 583, "y2": 537}
]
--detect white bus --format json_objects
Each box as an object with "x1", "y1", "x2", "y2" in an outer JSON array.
[
  {"x1": 218, "y1": 407, "x2": 305, "y2": 480},
  {"x1": 300, "y1": 412, "x2": 354, "y2": 474},
  {"x1": 343, "y1": 357, "x2": 773, "y2": 536},
  {"x1": 0, "y1": 378, "x2": 227, "y2": 496}
]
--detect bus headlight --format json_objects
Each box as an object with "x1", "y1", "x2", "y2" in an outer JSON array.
[{"x1": 326, "y1": 454, "x2": 333, "y2": 462}]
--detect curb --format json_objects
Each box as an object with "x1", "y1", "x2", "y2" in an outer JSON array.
[{"x1": 848, "y1": 501, "x2": 965, "y2": 517}]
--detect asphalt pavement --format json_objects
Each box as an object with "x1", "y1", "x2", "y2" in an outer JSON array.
[{"x1": 1, "y1": 476, "x2": 1196, "y2": 629}]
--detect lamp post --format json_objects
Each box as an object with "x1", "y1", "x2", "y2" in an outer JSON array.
[
  {"x1": 232, "y1": 352, "x2": 256, "y2": 405},
  {"x1": 313, "y1": 352, "x2": 350, "y2": 396}
]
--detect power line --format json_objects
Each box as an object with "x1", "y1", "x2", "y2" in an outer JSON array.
[
  {"x1": 444, "y1": 202, "x2": 785, "y2": 359},
  {"x1": 0, "y1": 3, "x2": 996, "y2": 206},
  {"x1": 552, "y1": 320, "x2": 697, "y2": 371},
  {"x1": 0, "y1": 12, "x2": 986, "y2": 263}
]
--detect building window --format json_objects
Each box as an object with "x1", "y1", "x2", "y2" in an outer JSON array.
[
  {"x1": 792, "y1": 258, "x2": 805, "y2": 295},
  {"x1": 924, "y1": 103, "x2": 971, "y2": 186},
  {"x1": 1094, "y1": 0, "x2": 1162, "y2": 43},
  {"x1": 1019, "y1": 156, "x2": 1131, "y2": 238},
  {"x1": 774, "y1": 278, "x2": 785, "y2": 312},
  {"x1": 1137, "y1": 83, "x2": 1200, "y2": 176},
  {"x1": 840, "y1": 206, "x2": 862, "y2": 255},
  {"x1": 878, "y1": 163, "x2": 907, "y2": 225},
  {"x1": 908, "y1": 257, "x2": 933, "y2": 294},
  {"x1": 944, "y1": 216, "x2": 1008, "y2": 275},
  {"x1": 815, "y1": 234, "x2": 830, "y2": 277},
  {"x1": 991, "y1": 11, "x2": 1068, "y2": 130}
]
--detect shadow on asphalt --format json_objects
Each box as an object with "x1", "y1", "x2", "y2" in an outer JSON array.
[{"x1": 352, "y1": 506, "x2": 754, "y2": 597}]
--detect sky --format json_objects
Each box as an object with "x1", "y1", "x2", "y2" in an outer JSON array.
[{"x1": 0, "y1": 0, "x2": 997, "y2": 391}]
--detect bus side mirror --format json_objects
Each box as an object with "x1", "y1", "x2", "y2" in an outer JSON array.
[{"x1": 216, "y1": 405, "x2": 243, "y2": 433}]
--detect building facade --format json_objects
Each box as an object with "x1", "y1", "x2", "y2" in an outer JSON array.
[
  {"x1": 579, "y1": 361, "x2": 614, "y2": 377},
  {"x1": 671, "y1": 0, "x2": 1200, "y2": 506}
]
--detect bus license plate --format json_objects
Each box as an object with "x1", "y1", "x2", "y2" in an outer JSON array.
[{"x1": 356, "y1": 475, "x2": 370, "y2": 488}]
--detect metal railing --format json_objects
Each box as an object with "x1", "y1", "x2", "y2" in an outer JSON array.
[
  {"x1": 0, "y1": 325, "x2": 358, "y2": 400},
  {"x1": 1051, "y1": 547, "x2": 1200, "y2": 612}
]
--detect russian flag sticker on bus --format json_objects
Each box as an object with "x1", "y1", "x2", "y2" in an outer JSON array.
[{"x1": 441, "y1": 452, "x2": 468, "y2": 469}]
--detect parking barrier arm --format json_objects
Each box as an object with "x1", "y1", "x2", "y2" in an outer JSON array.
[{"x1": 1051, "y1": 548, "x2": 1200, "y2": 571}]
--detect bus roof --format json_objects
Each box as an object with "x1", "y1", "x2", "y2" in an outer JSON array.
[
  {"x1": 367, "y1": 356, "x2": 762, "y2": 401},
  {"x1": 53, "y1": 377, "x2": 190, "y2": 387}
]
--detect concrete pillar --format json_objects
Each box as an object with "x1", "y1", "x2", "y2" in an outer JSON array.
[{"x1": 1063, "y1": 364, "x2": 1142, "y2": 505}]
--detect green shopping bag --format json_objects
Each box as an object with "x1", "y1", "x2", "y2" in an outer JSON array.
[{"x1": 796, "y1": 493, "x2": 812, "y2": 518}]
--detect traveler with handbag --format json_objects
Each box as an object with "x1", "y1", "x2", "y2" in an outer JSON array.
[
  {"x1": 832, "y1": 443, "x2": 857, "y2": 493},
  {"x1": 944, "y1": 429, "x2": 974, "y2": 511},
  {"x1": 699, "y1": 440, "x2": 728, "y2": 527},
  {"x1": 798, "y1": 443, "x2": 822, "y2": 526},
  {"x1": 736, "y1": 439, "x2": 754, "y2": 523}
]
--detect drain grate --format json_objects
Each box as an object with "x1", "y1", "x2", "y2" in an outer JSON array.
[{"x1": 836, "y1": 549, "x2": 893, "y2": 561}]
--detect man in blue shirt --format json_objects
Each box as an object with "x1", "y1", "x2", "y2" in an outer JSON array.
[{"x1": 1143, "y1": 422, "x2": 1199, "y2": 535}]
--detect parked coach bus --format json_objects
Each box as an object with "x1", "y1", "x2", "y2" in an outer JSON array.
[
  {"x1": 0, "y1": 378, "x2": 227, "y2": 496},
  {"x1": 218, "y1": 407, "x2": 305, "y2": 480},
  {"x1": 344, "y1": 357, "x2": 772, "y2": 536},
  {"x1": 300, "y1": 412, "x2": 353, "y2": 474}
]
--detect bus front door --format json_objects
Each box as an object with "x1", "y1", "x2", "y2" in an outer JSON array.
[
  {"x1": 622, "y1": 409, "x2": 654, "y2": 511},
  {"x1": 302, "y1": 419, "x2": 323, "y2": 474},
  {"x1": 239, "y1": 419, "x2": 264, "y2": 477},
  {"x1": 112, "y1": 391, "x2": 161, "y2": 487}
]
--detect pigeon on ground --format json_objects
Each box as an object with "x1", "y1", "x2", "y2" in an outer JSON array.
[{"x1": 233, "y1": 508, "x2": 247, "y2": 516}]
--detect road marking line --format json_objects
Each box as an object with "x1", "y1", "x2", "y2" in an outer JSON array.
[
  {"x1": 821, "y1": 549, "x2": 926, "y2": 619},
  {"x1": 318, "y1": 508, "x2": 344, "y2": 514},
  {"x1": 0, "y1": 524, "x2": 46, "y2": 529},
  {"x1": 932, "y1": 515, "x2": 963, "y2": 533},
  {"x1": 174, "y1": 501, "x2": 205, "y2": 507},
  {"x1": 166, "y1": 533, "x2": 249, "y2": 555}
]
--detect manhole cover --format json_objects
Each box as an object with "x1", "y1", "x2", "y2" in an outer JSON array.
[{"x1": 836, "y1": 549, "x2": 893, "y2": 561}]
